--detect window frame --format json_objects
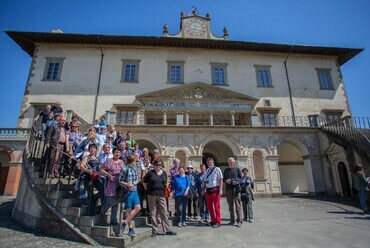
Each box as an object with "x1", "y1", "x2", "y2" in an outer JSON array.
[
  {"x1": 42, "y1": 57, "x2": 65, "y2": 81},
  {"x1": 121, "y1": 59, "x2": 141, "y2": 83},
  {"x1": 261, "y1": 112, "x2": 277, "y2": 127},
  {"x1": 117, "y1": 107, "x2": 138, "y2": 125},
  {"x1": 210, "y1": 63, "x2": 228, "y2": 86},
  {"x1": 316, "y1": 68, "x2": 334, "y2": 90},
  {"x1": 167, "y1": 61, "x2": 185, "y2": 84},
  {"x1": 254, "y1": 65, "x2": 273, "y2": 87}
]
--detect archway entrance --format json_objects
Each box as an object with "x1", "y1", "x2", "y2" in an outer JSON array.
[
  {"x1": 278, "y1": 142, "x2": 308, "y2": 194},
  {"x1": 0, "y1": 151, "x2": 10, "y2": 195},
  {"x1": 202, "y1": 140, "x2": 234, "y2": 168},
  {"x1": 135, "y1": 139, "x2": 158, "y2": 160},
  {"x1": 338, "y1": 162, "x2": 351, "y2": 197}
]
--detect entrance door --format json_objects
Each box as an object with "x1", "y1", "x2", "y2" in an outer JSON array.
[{"x1": 338, "y1": 162, "x2": 351, "y2": 197}]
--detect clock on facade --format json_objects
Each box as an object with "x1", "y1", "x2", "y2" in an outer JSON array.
[{"x1": 185, "y1": 19, "x2": 207, "y2": 36}]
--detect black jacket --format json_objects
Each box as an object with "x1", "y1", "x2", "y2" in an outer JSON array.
[{"x1": 223, "y1": 167, "x2": 242, "y2": 191}]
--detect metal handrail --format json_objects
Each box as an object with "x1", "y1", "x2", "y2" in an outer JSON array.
[
  {"x1": 24, "y1": 121, "x2": 99, "y2": 245},
  {"x1": 321, "y1": 120, "x2": 370, "y2": 160}
]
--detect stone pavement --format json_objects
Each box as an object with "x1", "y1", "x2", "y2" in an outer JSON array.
[{"x1": 1, "y1": 195, "x2": 369, "y2": 248}]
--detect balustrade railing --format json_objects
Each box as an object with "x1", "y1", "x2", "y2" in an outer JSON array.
[
  {"x1": 350, "y1": 117, "x2": 370, "y2": 129},
  {"x1": 321, "y1": 119, "x2": 370, "y2": 160},
  {"x1": 0, "y1": 128, "x2": 32, "y2": 139}
]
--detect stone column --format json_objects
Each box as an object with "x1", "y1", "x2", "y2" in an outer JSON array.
[
  {"x1": 3, "y1": 162, "x2": 22, "y2": 195},
  {"x1": 136, "y1": 110, "x2": 145, "y2": 125},
  {"x1": 184, "y1": 111, "x2": 189, "y2": 126},
  {"x1": 161, "y1": 155, "x2": 171, "y2": 171},
  {"x1": 251, "y1": 113, "x2": 259, "y2": 127},
  {"x1": 187, "y1": 156, "x2": 203, "y2": 170},
  {"x1": 230, "y1": 111, "x2": 235, "y2": 126},
  {"x1": 303, "y1": 155, "x2": 326, "y2": 195},
  {"x1": 209, "y1": 111, "x2": 213, "y2": 126},
  {"x1": 266, "y1": 155, "x2": 279, "y2": 196},
  {"x1": 162, "y1": 110, "x2": 167, "y2": 125}
]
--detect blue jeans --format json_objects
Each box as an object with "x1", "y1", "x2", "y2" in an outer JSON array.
[
  {"x1": 102, "y1": 196, "x2": 120, "y2": 224},
  {"x1": 84, "y1": 178, "x2": 105, "y2": 215},
  {"x1": 175, "y1": 196, "x2": 188, "y2": 222},
  {"x1": 198, "y1": 194, "x2": 209, "y2": 220},
  {"x1": 359, "y1": 190, "x2": 368, "y2": 211}
]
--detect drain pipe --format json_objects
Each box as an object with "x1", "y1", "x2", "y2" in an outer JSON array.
[
  {"x1": 284, "y1": 45, "x2": 296, "y2": 126},
  {"x1": 92, "y1": 36, "x2": 104, "y2": 123}
]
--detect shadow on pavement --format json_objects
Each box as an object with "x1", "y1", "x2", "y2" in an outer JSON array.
[{"x1": 0, "y1": 197, "x2": 58, "y2": 238}]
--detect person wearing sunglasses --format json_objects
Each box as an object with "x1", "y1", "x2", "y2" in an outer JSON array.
[{"x1": 143, "y1": 159, "x2": 177, "y2": 237}]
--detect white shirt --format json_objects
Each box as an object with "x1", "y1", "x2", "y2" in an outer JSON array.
[{"x1": 204, "y1": 166, "x2": 223, "y2": 188}]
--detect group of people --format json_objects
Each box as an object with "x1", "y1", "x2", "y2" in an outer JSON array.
[
  {"x1": 41, "y1": 106, "x2": 176, "y2": 237},
  {"x1": 352, "y1": 165, "x2": 370, "y2": 215},
  {"x1": 39, "y1": 105, "x2": 256, "y2": 237},
  {"x1": 170, "y1": 157, "x2": 254, "y2": 229}
]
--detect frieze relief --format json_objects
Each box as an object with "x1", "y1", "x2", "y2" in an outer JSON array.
[{"x1": 175, "y1": 87, "x2": 224, "y2": 99}]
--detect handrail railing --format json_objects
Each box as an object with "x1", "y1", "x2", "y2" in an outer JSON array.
[
  {"x1": 0, "y1": 128, "x2": 32, "y2": 139},
  {"x1": 320, "y1": 119, "x2": 370, "y2": 161},
  {"x1": 24, "y1": 120, "x2": 99, "y2": 244}
]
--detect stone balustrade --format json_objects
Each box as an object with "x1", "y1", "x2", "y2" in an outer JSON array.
[{"x1": 0, "y1": 128, "x2": 32, "y2": 139}]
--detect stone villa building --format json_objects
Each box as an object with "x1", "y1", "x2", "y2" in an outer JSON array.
[{"x1": 2, "y1": 10, "x2": 367, "y2": 199}]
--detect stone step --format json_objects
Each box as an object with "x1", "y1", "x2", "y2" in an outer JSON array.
[
  {"x1": 28, "y1": 165, "x2": 42, "y2": 173},
  {"x1": 76, "y1": 212, "x2": 146, "y2": 229},
  {"x1": 66, "y1": 205, "x2": 104, "y2": 217},
  {"x1": 66, "y1": 206, "x2": 88, "y2": 217},
  {"x1": 46, "y1": 190, "x2": 79, "y2": 199},
  {"x1": 101, "y1": 226, "x2": 152, "y2": 247},
  {"x1": 48, "y1": 198, "x2": 87, "y2": 208},
  {"x1": 39, "y1": 184, "x2": 74, "y2": 193}
]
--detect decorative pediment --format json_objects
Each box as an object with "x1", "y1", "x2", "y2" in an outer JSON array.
[{"x1": 136, "y1": 82, "x2": 258, "y2": 103}]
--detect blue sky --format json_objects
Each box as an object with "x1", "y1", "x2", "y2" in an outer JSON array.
[{"x1": 0, "y1": 0, "x2": 369, "y2": 128}]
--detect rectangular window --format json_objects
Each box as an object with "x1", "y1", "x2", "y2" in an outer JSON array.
[
  {"x1": 121, "y1": 60, "x2": 140, "y2": 83},
  {"x1": 326, "y1": 113, "x2": 341, "y2": 122},
  {"x1": 316, "y1": 69, "x2": 334, "y2": 89},
  {"x1": 211, "y1": 63, "x2": 228, "y2": 85},
  {"x1": 167, "y1": 61, "x2": 184, "y2": 84},
  {"x1": 43, "y1": 57, "x2": 65, "y2": 81},
  {"x1": 261, "y1": 113, "x2": 276, "y2": 126},
  {"x1": 117, "y1": 108, "x2": 137, "y2": 125},
  {"x1": 255, "y1": 65, "x2": 272, "y2": 87}
]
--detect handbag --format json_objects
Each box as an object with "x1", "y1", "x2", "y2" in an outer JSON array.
[{"x1": 116, "y1": 184, "x2": 129, "y2": 201}]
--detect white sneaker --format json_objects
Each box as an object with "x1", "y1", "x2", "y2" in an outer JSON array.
[{"x1": 182, "y1": 222, "x2": 187, "y2": 227}]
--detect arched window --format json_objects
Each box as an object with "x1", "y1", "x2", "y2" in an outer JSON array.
[{"x1": 253, "y1": 150, "x2": 265, "y2": 179}]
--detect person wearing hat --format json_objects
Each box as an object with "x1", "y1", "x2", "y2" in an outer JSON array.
[
  {"x1": 80, "y1": 143, "x2": 104, "y2": 216},
  {"x1": 51, "y1": 102, "x2": 63, "y2": 116},
  {"x1": 185, "y1": 164, "x2": 198, "y2": 219}
]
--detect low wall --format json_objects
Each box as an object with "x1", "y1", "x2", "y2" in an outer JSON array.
[{"x1": 12, "y1": 168, "x2": 89, "y2": 243}]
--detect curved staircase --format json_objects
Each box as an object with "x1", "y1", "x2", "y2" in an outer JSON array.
[
  {"x1": 320, "y1": 118, "x2": 370, "y2": 164},
  {"x1": 15, "y1": 123, "x2": 153, "y2": 247}
]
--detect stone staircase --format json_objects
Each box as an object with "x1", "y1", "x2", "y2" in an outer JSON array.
[
  {"x1": 27, "y1": 165, "x2": 153, "y2": 247},
  {"x1": 321, "y1": 120, "x2": 370, "y2": 165}
]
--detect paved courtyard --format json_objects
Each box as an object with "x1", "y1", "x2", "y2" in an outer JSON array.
[{"x1": 1, "y1": 195, "x2": 369, "y2": 248}]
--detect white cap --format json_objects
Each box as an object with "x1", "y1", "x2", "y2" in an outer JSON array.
[{"x1": 187, "y1": 164, "x2": 193, "y2": 168}]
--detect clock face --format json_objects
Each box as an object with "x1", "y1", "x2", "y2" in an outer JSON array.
[{"x1": 185, "y1": 19, "x2": 207, "y2": 36}]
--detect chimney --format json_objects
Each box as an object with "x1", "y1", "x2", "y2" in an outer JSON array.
[{"x1": 52, "y1": 29, "x2": 63, "y2": 33}]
